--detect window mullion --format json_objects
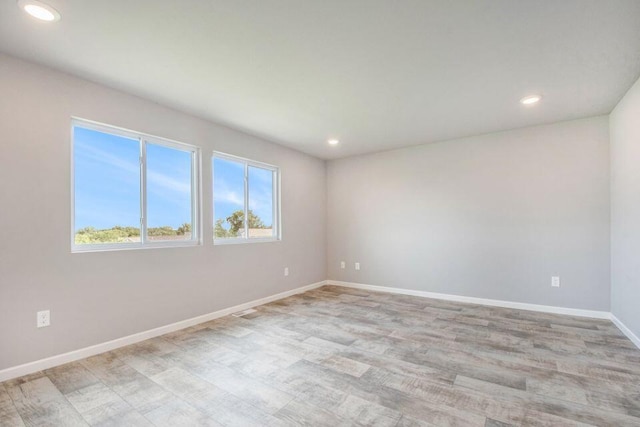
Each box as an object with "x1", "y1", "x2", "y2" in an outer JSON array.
[
  {"x1": 273, "y1": 169, "x2": 278, "y2": 238},
  {"x1": 191, "y1": 151, "x2": 197, "y2": 242},
  {"x1": 244, "y1": 162, "x2": 249, "y2": 240},
  {"x1": 140, "y1": 139, "x2": 147, "y2": 246}
]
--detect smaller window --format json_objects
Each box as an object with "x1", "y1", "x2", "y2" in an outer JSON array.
[{"x1": 213, "y1": 152, "x2": 280, "y2": 244}]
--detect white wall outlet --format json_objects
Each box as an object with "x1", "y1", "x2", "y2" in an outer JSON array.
[
  {"x1": 551, "y1": 276, "x2": 560, "y2": 287},
  {"x1": 355, "y1": 262, "x2": 360, "y2": 271},
  {"x1": 37, "y1": 310, "x2": 50, "y2": 328},
  {"x1": 284, "y1": 267, "x2": 289, "y2": 277},
  {"x1": 340, "y1": 261, "x2": 346, "y2": 269}
]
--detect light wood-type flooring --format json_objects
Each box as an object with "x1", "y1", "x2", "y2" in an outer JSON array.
[{"x1": 2, "y1": 285, "x2": 640, "y2": 426}]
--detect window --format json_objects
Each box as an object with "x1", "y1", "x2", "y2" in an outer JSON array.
[
  {"x1": 72, "y1": 119, "x2": 200, "y2": 251},
  {"x1": 213, "y1": 152, "x2": 280, "y2": 243}
]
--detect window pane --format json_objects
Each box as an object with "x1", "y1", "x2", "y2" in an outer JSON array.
[
  {"x1": 146, "y1": 143, "x2": 193, "y2": 241},
  {"x1": 74, "y1": 126, "x2": 141, "y2": 245},
  {"x1": 213, "y1": 157, "x2": 245, "y2": 238},
  {"x1": 248, "y1": 166, "x2": 274, "y2": 238}
]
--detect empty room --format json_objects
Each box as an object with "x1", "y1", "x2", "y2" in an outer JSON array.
[{"x1": 1, "y1": 1, "x2": 640, "y2": 426}]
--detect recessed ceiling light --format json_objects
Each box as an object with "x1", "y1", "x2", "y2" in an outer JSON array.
[
  {"x1": 520, "y1": 95, "x2": 542, "y2": 105},
  {"x1": 17, "y1": 0, "x2": 61, "y2": 22},
  {"x1": 328, "y1": 139, "x2": 339, "y2": 146}
]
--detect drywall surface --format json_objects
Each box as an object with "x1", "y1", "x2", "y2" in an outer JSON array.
[
  {"x1": 0, "y1": 54, "x2": 326, "y2": 370},
  {"x1": 327, "y1": 117, "x2": 610, "y2": 310},
  {"x1": 610, "y1": 75, "x2": 640, "y2": 339}
]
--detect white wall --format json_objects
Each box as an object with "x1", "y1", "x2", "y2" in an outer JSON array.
[
  {"x1": 0, "y1": 54, "x2": 326, "y2": 370},
  {"x1": 610, "y1": 75, "x2": 640, "y2": 340},
  {"x1": 327, "y1": 117, "x2": 611, "y2": 311}
]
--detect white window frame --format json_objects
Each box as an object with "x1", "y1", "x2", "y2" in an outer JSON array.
[
  {"x1": 71, "y1": 118, "x2": 202, "y2": 252},
  {"x1": 212, "y1": 151, "x2": 281, "y2": 245}
]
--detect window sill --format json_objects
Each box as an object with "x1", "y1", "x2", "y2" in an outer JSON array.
[
  {"x1": 213, "y1": 237, "x2": 280, "y2": 246},
  {"x1": 71, "y1": 240, "x2": 201, "y2": 253}
]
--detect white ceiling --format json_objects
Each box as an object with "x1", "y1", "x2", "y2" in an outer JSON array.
[{"x1": 1, "y1": 1, "x2": 639, "y2": 159}]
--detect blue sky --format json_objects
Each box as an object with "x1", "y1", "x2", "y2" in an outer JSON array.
[
  {"x1": 74, "y1": 126, "x2": 273, "y2": 232},
  {"x1": 74, "y1": 126, "x2": 192, "y2": 231},
  {"x1": 213, "y1": 157, "x2": 273, "y2": 228}
]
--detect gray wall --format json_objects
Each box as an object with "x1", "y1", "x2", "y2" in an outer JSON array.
[
  {"x1": 0, "y1": 54, "x2": 326, "y2": 370},
  {"x1": 0, "y1": 51, "x2": 630, "y2": 371},
  {"x1": 610, "y1": 75, "x2": 640, "y2": 338},
  {"x1": 327, "y1": 117, "x2": 611, "y2": 311}
]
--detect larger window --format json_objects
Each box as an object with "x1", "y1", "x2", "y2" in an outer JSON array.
[
  {"x1": 213, "y1": 152, "x2": 280, "y2": 243},
  {"x1": 72, "y1": 119, "x2": 200, "y2": 251}
]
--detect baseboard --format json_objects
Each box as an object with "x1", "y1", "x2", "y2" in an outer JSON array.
[
  {"x1": 0, "y1": 280, "x2": 327, "y2": 383},
  {"x1": 3, "y1": 279, "x2": 635, "y2": 383},
  {"x1": 327, "y1": 280, "x2": 611, "y2": 319},
  {"x1": 610, "y1": 314, "x2": 640, "y2": 350}
]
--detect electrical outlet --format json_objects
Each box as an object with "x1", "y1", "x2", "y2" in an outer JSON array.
[
  {"x1": 355, "y1": 262, "x2": 360, "y2": 271},
  {"x1": 37, "y1": 310, "x2": 50, "y2": 328},
  {"x1": 551, "y1": 276, "x2": 560, "y2": 288},
  {"x1": 340, "y1": 261, "x2": 346, "y2": 269},
  {"x1": 284, "y1": 267, "x2": 289, "y2": 277}
]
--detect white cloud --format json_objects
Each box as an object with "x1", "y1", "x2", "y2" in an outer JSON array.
[
  {"x1": 214, "y1": 182, "x2": 244, "y2": 206},
  {"x1": 147, "y1": 170, "x2": 190, "y2": 194},
  {"x1": 77, "y1": 141, "x2": 191, "y2": 199}
]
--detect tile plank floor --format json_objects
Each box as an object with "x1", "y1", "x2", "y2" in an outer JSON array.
[{"x1": 2, "y1": 285, "x2": 640, "y2": 426}]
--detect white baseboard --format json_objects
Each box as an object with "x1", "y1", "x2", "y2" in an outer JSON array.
[
  {"x1": 333, "y1": 279, "x2": 640, "y2": 350},
  {"x1": 610, "y1": 314, "x2": 640, "y2": 349},
  {"x1": 0, "y1": 280, "x2": 326, "y2": 383},
  {"x1": 3, "y1": 279, "x2": 638, "y2": 383},
  {"x1": 327, "y1": 280, "x2": 611, "y2": 319}
]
